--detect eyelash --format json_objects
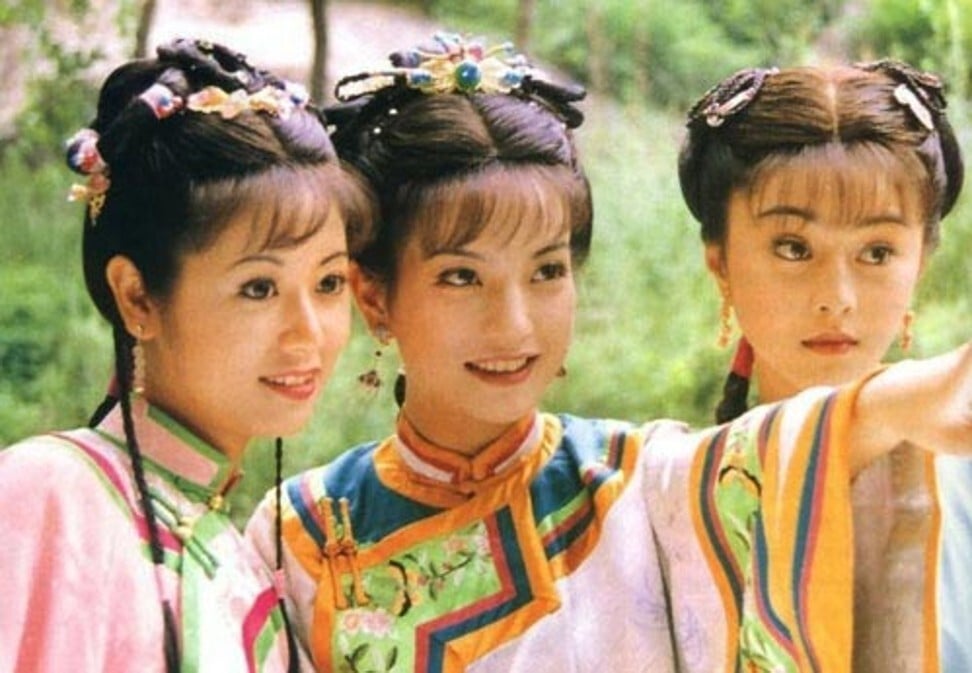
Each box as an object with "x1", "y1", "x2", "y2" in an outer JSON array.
[
  {"x1": 238, "y1": 273, "x2": 347, "y2": 299},
  {"x1": 436, "y1": 261, "x2": 570, "y2": 287},
  {"x1": 772, "y1": 237, "x2": 810, "y2": 261},
  {"x1": 859, "y1": 244, "x2": 896, "y2": 265}
]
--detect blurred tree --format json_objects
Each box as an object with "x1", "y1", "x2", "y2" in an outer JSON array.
[
  {"x1": 515, "y1": 0, "x2": 536, "y2": 51},
  {"x1": 134, "y1": 0, "x2": 157, "y2": 58},
  {"x1": 309, "y1": 0, "x2": 329, "y2": 102},
  {"x1": 853, "y1": 0, "x2": 971, "y2": 100}
]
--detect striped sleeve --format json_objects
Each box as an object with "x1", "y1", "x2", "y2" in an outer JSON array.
[{"x1": 644, "y1": 383, "x2": 860, "y2": 673}]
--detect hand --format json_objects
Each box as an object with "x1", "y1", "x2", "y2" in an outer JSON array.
[{"x1": 848, "y1": 341, "x2": 972, "y2": 473}]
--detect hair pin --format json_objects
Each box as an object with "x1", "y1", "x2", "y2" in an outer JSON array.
[
  {"x1": 856, "y1": 59, "x2": 945, "y2": 132},
  {"x1": 689, "y1": 67, "x2": 778, "y2": 128},
  {"x1": 335, "y1": 32, "x2": 533, "y2": 102}
]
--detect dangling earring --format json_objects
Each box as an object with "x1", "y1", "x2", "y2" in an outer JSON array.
[
  {"x1": 132, "y1": 324, "x2": 146, "y2": 395},
  {"x1": 717, "y1": 297, "x2": 733, "y2": 349},
  {"x1": 556, "y1": 365, "x2": 568, "y2": 378},
  {"x1": 358, "y1": 325, "x2": 389, "y2": 390},
  {"x1": 899, "y1": 309, "x2": 915, "y2": 352}
]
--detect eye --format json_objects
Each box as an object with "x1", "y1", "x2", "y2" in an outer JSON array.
[
  {"x1": 858, "y1": 244, "x2": 895, "y2": 266},
  {"x1": 437, "y1": 267, "x2": 480, "y2": 287},
  {"x1": 317, "y1": 273, "x2": 347, "y2": 295},
  {"x1": 532, "y1": 261, "x2": 569, "y2": 282},
  {"x1": 239, "y1": 278, "x2": 277, "y2": 299},
  {"x1": 772, "y1": 237, "x2": 811, "y2": 261}
]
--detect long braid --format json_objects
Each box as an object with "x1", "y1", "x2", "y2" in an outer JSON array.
[
  {"x1": 274, "y1": 437, "x2": 300, "y2": 673},
  {"x1": 66, "y1": 38, "x2": 371, "y2": 670},
  {"x1": 112, "y1": 326, "x2": 180, "y2": 672},
  {"x1": 715, "y1": 338, "x2": 754, "y2": 424}
]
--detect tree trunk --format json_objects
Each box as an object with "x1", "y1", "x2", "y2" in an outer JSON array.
[
  {"x1": 515, "y1": 0, "x2": 536, "y2": 51},
  {"x1": 309, "y1": 0, "x2": 328, "y2": 102},
  {"x1": 632, "y1": 16, "x2": 650, "y2": 102},
  {"x1": 585, "y1": 4, "x2": 607, "y2": 94},
  {"x1": 134, "y1": 0, "x2": 158, "y2": 58}
]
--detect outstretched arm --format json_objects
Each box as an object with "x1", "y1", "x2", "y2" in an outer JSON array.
[{"x1": 849, "y1": 341, "x2": 972, "y2": 474}]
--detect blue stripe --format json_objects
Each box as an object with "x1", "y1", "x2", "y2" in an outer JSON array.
[
  {"x1": 790, "y1": 394, "x2": 835, "y2": 671},
  {"x1": 752, "y1": 512, "x2": 794, "y2": 644},
  {"x1": 427, "y1": 508, "x2": 534, "y2": 672},
  {"x1": 285, "y1": 471, "x2": 326, "y2": 547}
]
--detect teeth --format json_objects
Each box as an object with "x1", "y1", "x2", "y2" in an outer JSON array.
[
  {"x1": 473, "y1": 357, "x2": 529, "y2": 373},
  {"x1": 266, "y1": 374, "x2": 312, "y2": 387}
]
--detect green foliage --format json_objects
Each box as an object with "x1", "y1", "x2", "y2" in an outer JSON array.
[
  {"x1": 1, "y1": 0, "x2": 115, "y2": 165},
  {"x1": 7, "y1": 29, "x2": 101, "y2": 166},
  {"x1": 0, "y1": 263, "x2": 110, "y2": 446},
  {"x1": 421, "y1": 0, "x2": 836, "y2": 108},
  {"x1": 852, "y1": 0, "x2": 972, "y2": 98}
]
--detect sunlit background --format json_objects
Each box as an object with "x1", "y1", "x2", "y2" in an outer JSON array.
[{"x1": 2, "y1": 0, "x2": 970, "y2": 522}]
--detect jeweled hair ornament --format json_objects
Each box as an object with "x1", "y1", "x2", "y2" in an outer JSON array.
[
  {"x1": 332, "y1": 32, "x2": 586, "y2": 129},
  {"x1": 688, "y1": 67, "x2": 779, "y2": 128},
  {"x1": 336, "y1": 32, "x2": 529, "y2": 98},
  {"x1": 65, "y1": 38, "x2": 312, "y2": 223},
  {"x1": 66, "y1": 129, "x2": 111, "y2": 219}
]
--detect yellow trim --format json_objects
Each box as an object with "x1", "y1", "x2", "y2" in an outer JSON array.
[{"x1": 800, "y1": 385, "x2": 856, "y2": 673}]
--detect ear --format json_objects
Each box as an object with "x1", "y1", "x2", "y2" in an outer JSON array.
[
  {"x1": 105, "y1": 255, "x2": 161, "y2": 339},
  {"x1": 704, "y1": 243, "x2": 730, "y2": 296},
  {"x1": 348, "y1": 262, "x2": 391, "y2": 335}
]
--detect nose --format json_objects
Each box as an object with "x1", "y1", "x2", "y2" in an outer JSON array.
[
  {"x1": 812, "y1": 262, "x2": 856, "y2": 316},
  {"x1": 488, "y1": 283, "x2": 532, "y2": 339},
  {"x1": 281, "y1": 291, "x2": 324, "y2": 351}
]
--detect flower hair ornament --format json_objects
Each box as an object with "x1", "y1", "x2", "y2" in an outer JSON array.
[
  {"x1": 65, "y1": 38, "x2": 310, "y2": 222},
  {"x1": 330, "y1": 32, "x2": 586, "y2": 133},
  {"x1": 856, "y1": 59, "x2": 946, "y2": 131},
  {"x1": 687, "y1": 67, "x2": 779, "y2": 128}
]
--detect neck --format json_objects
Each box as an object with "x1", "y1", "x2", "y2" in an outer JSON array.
[{"x1": 400, "y1": 405, "x2": 529, "y2": 458}]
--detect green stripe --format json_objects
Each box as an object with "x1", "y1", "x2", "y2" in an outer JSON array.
[{"x1": 536, "y1": 488, "x2": 589, "y2": 538}]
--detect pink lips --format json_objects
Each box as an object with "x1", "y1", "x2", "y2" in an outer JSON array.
[
  {"x1": 464, "y1": 355, "x2": 537, "y2": 385},
  {"x1": 801, "y1": 333, "x2": 859, "y2": 355},
  {"x1": 260, "y1": 369, "x2": 321, "y2": 401}
]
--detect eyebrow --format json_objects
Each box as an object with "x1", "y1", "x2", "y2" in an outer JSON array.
[
  {"x1": 231, "y1": 250, "x2": 348, "y2": 268},
  {"x1": 431, "y1": 239, "x2": 571, "y2": 260},
  {"x1": 756, "y1": 206, "x2": 909, "y2": 227}
]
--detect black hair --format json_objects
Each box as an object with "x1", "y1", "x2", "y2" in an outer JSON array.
[
  {"x1": 678, "y1": 62, "x2": 964, "y2": 423},
  {"x1": 67, "y1": 38, "x2": 373, "y2": 670},
  {"x1": 327, "y1": 40, "x2": 590, "y2": 406}
]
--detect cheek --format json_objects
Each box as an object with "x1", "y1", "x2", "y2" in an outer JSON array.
[{"x1": 540, "y1": 289, "x2": 576, "y2": 343}]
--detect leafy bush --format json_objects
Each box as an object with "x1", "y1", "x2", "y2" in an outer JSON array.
[{"x1": 851, "y1": 0, "x2": 972, "y2": 98}]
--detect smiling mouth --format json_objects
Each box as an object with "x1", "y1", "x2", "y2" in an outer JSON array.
[
  {"x1": 260, "y1": 371, "x2": 320, "y2": 400},
  {"x1": 465, "y1": 356, "x2": 535, "y2": 375}
]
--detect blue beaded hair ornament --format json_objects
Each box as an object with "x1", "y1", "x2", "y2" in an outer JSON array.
[{"x1": 329, "y1": 32, "x2": 586, "y2": 141}]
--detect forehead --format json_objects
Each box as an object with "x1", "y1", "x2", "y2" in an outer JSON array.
[
  {"x1": 743, "y1": 144, "x2": 925, "y2": 226},
  {"x1": 409, "y1": 164, "x2": 578, "y2": 258},
  {"x1": 200, "y1": 165, "x2": 344, "y2": 255}
]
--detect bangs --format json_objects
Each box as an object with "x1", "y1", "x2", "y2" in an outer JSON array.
[
  {"x1": 401, "y1": 163, "x2": 591, "y2": 263},
  {"x1": 187, "y1": 163, "x2": 373, "y2": 253},
  {"x1": 747, "y1": 142, "x2": 934, "y2": 242}
]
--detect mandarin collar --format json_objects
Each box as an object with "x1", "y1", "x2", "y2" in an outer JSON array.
[
  {"x1": 393, "y1": 413, "x2": 540, "y2": 485},
  {"x1": 97, "y1": 396, "x2": 240, "y2": 506}
]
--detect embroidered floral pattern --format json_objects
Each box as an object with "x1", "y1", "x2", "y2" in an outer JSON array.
[{"x1": 332, "y1": 521, "x2": 497, "y2": 672}]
